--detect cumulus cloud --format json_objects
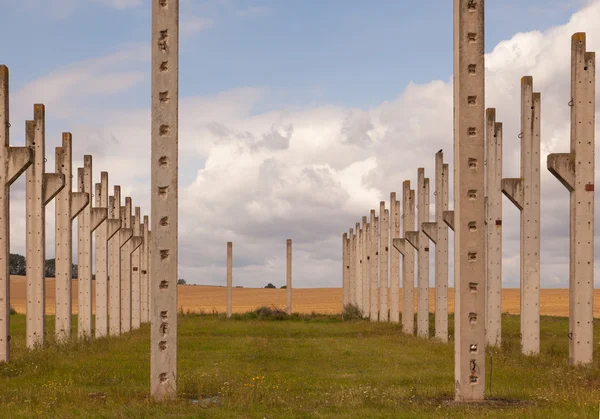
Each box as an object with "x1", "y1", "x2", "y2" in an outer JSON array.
[{"x1": 6, "y1": 0, "x2": 600, "y2": 290}]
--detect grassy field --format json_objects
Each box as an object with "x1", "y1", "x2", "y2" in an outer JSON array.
[
  {"x1": 9, "y1": 276, "x2": 600, "y2": 317},
  {"x1": 0, "y1": 312, "x2": 599, "y2": 418}
]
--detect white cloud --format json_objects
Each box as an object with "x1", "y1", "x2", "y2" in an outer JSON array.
[{"x1": 181, "y1": 16, "x2": 215, "y2": 37}]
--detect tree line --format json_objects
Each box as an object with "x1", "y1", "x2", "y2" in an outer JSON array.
[{"x1": 10, "y1": 253, "x2": 78, "y2": 279}]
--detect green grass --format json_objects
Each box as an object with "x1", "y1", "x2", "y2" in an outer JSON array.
[{"x1": 0, "y1": 312, "x2": 599, "y2": 418}]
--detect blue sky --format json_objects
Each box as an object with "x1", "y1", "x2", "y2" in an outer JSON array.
[{"x1": 1, "y1": 0, "x2": 599, "y2": 288}]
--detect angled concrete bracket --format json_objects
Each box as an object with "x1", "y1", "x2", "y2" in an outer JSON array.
[{"x1": 501, "y1": 178, "x2": 524, "y2": 210}]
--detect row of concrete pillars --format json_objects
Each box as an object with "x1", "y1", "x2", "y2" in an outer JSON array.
[
  {"x1": 341, "y1": 29, "x2": 595, "y2": 401},
  {"x1": 225, "y1": 240, "x2": 293, "y2": 317},
  {"x1": 0, "y1": 66, "x2": 151, "y2": 363}
]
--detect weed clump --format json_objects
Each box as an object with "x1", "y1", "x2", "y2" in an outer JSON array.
[
  {"x1": 9, "y1": 307, "x2": 16, "y2": 315},
  {"x1": 342, "y1": 303, "x2": 364, "y2": 321},
  {"x1": 232, "y1": 306, "x2": 290, "y2": 321}
]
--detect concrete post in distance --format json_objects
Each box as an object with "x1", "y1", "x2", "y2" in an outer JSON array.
[
  {"x1": 348, "y1": 228, "x2": 355, "y2": 306},
  {"x1": 369, "y1": 210, "x2": 378, "y2": 321},
  {"x1": 131, "y1": 207, "x2": 143, "y2": 330},
  {"x1": 26, "y1": 104, "x2": 65, "y2": 349},
  {"x1": 0, "y1": 65, "x2": 33, "y2": 362},
  {"x1": 379, "y1": 204, "x2": 389, "y2": 322},
  {"x1": 547, "y1": 33, "x2": 595, "y2": 365},
  {"x1": 389, "y1": 194, "x2": 401, "y2": 323},
  {"x1": 422, "y1": 151, "x2": 449, "y2": 343},
  {"x1": 502, "y1": 77, "x2": 541, "y2": 356},
  {"x1": 55, "y1": 133, "x2": 88, "y2": 342},
  {"x1": 401, "y1": 181, "x2": 415, "y2": 334},
  {"x1": 286, "y1": 239, "x2": 292, "y2": 315},
  {"x1": 227, "y1": 241, "x2": 233, "y2": 318},
  {"x1": 77, "y1": 156, "x2": 108, "y2": 339},
  {"x1": 141, "y1": 216, "x2": 150, "y2": 323},
  {"x1": 355, "y1": 222, "x2": 363, "y2": 313},
  {"x1": 94, "y1": 173, "x2": 111, "y2": 338},
  {"x1": 121, "y1": 198, "x2": 142, "y2": 333},
  {"x1": 362, "y1": 216, "x2": 370, "y2": 318},
  {"x1": 454, "y1": 0, "x2": 487, "y2": 401},
  {"x1": 108, "y1": 188, "x2": 125, "y2": 336},
  {"x1": 485, "y1": 109, "x2": 503, "y2": 347}
]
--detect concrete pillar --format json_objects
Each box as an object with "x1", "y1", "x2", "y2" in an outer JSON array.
[
  {"x1": 379, "y1": 204, "x2": 389, "y2": 322},
  {"x1": 0, "y1": 65, "x2": 33, "y2": 362},
  {"x1": 141, "y1": 216, "x2": 150, "y2": 323},
  {"x1": 389, "y1": 194, "x2": 400, "y2": 323},
  {"x1": 401, "y1": 181, "x2": 415, "y2": 334},
  {"x1": 26, "y1": 105, "x2": 65, "y2": 349},
  {"x1": 286, "y1": 239, "x2": 292, "y2": 314},
  {"x1": 151, "y1": 0, "x2": 179, "y2": 399},
  {"x1": 147, "y1": 229, "x2": 152, "y2": 317},
  {"x1": 501, "y1": 77, "x2": 541, "y2": 356},
  {"x1": 454, "y1": 0, "x2": 486, "y2": 401},
  {"x1": 77, "y1": 156, "x2": 108, "y2": 339},
  {"x1": 348, "y1": 228, "x2": 355, "y2": 306},
  {"x1": 406, "y1": 169, "x2": 430, "y2": 338},
  {"x1": 485, "y1": 110, "x2": 503, "y2": 347},
  {"x1": 131, "y1": 207, "x2": 142, "y2": 330},
  {"x1": 55, "y1": 133, "x2": 89, "y2": 342},
  {"x1": 120, "y1": 198, "x2": 139, "y2": 333},
  {"x1": 227, "y1": 241, "x2": 232, "y2": 318},
  {"x1": 362, "y1": 216, "x2": 370, "y2": 317},
  {"x1": 547, "y1": 33, "x2": 595, "y2": 365},
  {"x1": 355, "y1": 222, "x2": 363, "y2": 311},
  {"x1": 109, "y1": 187, "x2": 128, "y2": 336},
  {"x1": 342, "y1": 233, "x2": 349, "y2": 309},
  {"x1": 369, "y1": 210, "x2": 379, "y2": 320},
  {"x1": 94, "y1": 172, "x2": 111, "y2": 338},
  {"x1": 422, "y1": 151, "x2": 450, "y2": 342}
]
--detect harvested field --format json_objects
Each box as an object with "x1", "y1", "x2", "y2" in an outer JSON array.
[{"x1": 9, "y1": 276, "x2": 600, "y2": 317}]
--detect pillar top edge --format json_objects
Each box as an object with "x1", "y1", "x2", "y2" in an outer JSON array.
[
  {"x1": 572, "y1": 32, "x2": 586, "y2": 41},
  {"x1": 521, "y1": 75, "x2": 533, "y2": 85}
]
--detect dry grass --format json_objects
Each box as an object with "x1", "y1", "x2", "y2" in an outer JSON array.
[{"x1": 9, "y1": 276, "x2": 600, "y2": 317}]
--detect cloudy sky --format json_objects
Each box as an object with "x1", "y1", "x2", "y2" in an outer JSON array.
[{"x1": 2, "y1": 0, "x2": 599, "y2": 288}]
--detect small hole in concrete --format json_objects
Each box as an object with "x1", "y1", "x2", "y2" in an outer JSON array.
[
  {"x1": 468, "y1": 127, "x2": 477, "y2": 136},
  {"x1": 159, "y1": 125, "x2": 170, "y2": 136},
  {"x1": 159, "y1": 341, "x2": 167, "y2": 350},
  {"x1": 467, "y1": 189, "x2": 477, "y2": 199},
  {"x1": 468, "y1": 95, "x2": 477, "y2": 105},
  {"x1": 160, "y1": 61, "x2": 169, "y2": 72},
  {"x1": 159, "y1": 373, "x2": 168, "y2": 383},
  {"x1": 468, "y1": 222, "x2": 477, "y2": 231},
  {"x1": 158, "y1": 186, "x2": 168, "y2": 197},
  {"x1": 160, "y1": 217, "x2": 169, "y2": 226},
  {"x1": 159, "y1": 280, "x2": 169, "y2": 289},
  {"x1": 470, "y1": 344, "x2": 478, "y2": 353},
  {"x1": 161, "y1": 311, "x2": 168, "y2": 319},
  {"x1": 469, "y1": 313, "x2": 477, "y2": 324},
  {"x1": 159, "y1": 91, "x2": 169, "y2": 103},
  {"x1": 160, "y1": 249, "x2": 170, "y2": 260},
  {"x1": 468, "y1": 252, "x2": 477, "y2": 261},
  {"x1": 469, "y1": 282, "x2": 478, "y2": 292},
  {"x1": 467, "y1": 33, "x2": 477, "y2": 42},
  {"x1": 159, "y1": 156, "x2": 168, "y2": 167},
  {"x1": 468, "y1": 64, "x2": 476, "y2": 74}
]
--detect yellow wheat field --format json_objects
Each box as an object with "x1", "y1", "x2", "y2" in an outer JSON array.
[{"x1": 8, "y1": 276, "x2": 600, "y2": 317}]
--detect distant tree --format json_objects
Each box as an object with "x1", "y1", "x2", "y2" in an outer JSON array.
[
  {"x1": 9, "y1": 254, "x2": 26, "y2": 276},
  {"x1": 281, "y1": 285, "x2": 287, "y2": 289},
  {"x1": 264, "y1": 283, "x2": 276, "y2": 289},
  {"x1": 45, "y1": 258, "x2": 55, "y2": 278},
  {"x1": 177, "y1": 278, "x2": 187, "y2": 285}
]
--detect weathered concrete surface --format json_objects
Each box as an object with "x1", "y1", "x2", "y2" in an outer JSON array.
[
  {"x1": 547, "y1": 33, "x2": 595, "y2": 365},
  {"x1": 141, "y1": 216, "x2": 150, "y2": 323},
  {"x1": 454, "y1": 0, "x2": 486, "y2": 401},
  {"x1": 422, "y1": 152, "x2": 449, "y2": 342},
  {"x1": 355, "y1": 222, "x2": 363, "y2": 312},
  {"x1": 286, "y1": 239, "x2": 292, "y2": 315},
  {"x1": 109, "y1": 188, "x2": 124, "y2": 336},
  {"x1": 401, "y1": 181, "x2": 415, "y2": 335},
  {"x1": 0, "y1": 65, "x2": 33, "y2": 362},
  {"x1": 485, "y1": 110, "x2": 503, "y2": 347},
  {"x1": 77, "y1": 156, "x2": 107, "y2": 339},
  {"x1": 131, "y1": 207, "x2": 142, "y2": 330},
  {"x1": 369, "y1": 210, "x2": 378, "y2": 321},
  {"x1": 55, "y1": 133, "x2": 88, "y2": 342},
  {"x1": 379, "y1": 204, "x2": 389, "y2": 322},
  {"x1": 94, "y1": 173, "x2": 110, "y2": 338},
  {"x1": 502, "y1": 77, "x2": 541, "y2": 356},
  {"x1": 121, "y1": 198, "x2": 133, "y2": 333},
  {"x1": 390, "y1": 194, "x2": 401, "y2": 323},
  {"x1": 443, "y1": 210, "x2": 455, "y2": 231},
  {"x1": 349, "y1": 229, "x2": 355, "y2": 306},
  {"x1": 26, "y1": 105, "x2": 65, "y2": 349},
  {"x1": 362, "y1": 216, "x2": 370, "y2": 318},
  {"x1": 227, "y1": 242, "x2": 233, "y2": 318}
]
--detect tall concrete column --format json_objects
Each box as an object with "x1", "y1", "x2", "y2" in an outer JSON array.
[
  {"x1": 77, "y1": 156, "x2": 108, "y2": 339},
  {"x1": 120, "y1": 198, "x2": 141, "y2": 333},
  {"x1": 406, "y1": 169, "x2": 430, "y2": 338},
  {"x1": 454, "y1": 0, "x2": 486, "y2": 401},
  {"x1": 342, "y1": 233, "x2": 349, "y2": 308},
  {"x1": 502, "y1": 77, "x2": 541, "y2": 356},
  {"x1": 94, "y1": 172, "x2": 111, "y2": 338},
  {"x1": 141, "y1": 216, "x2": 150, "y2": 323},
  {"x1": 362, "y1": 216, "x2": 370, "y2": 317},
  {"x1": 151, "y1": 0, "x2": 179, "y2": 399},
  {"x1": 55, "y1": 134, "x2": 88, "y2": 342},
  {"x1": 348, "y1": 228, "x2": 355, "y2": 306},
  {"x1": 286, "y1": 239, "x2": 292, "y2": 314},
  {"x1": 109, "y1": 188, "x2": 128, "y2": 336},
  {"x1": 355, "y1": 222, "x2": 363, "y2": 311},
  {"x1": 227, "y1": 241, "x2": 233, "y2": 317},
  {"x1": 26, "y1": 105, "x2": 65, "y2": 349},
  {"x1": 547, "y1": 33, "x2": 595, "y2": 365},
  {"x1": 398, "y1": 181, "x2": 415, "y2": 334},
  {"x1": 379, "y1": 204, "x2": 389, "y2": 322},
  {"x1": 131, "y1": 207, "x2": 143, "y2": 330},
  {"x1": 389, "y1": 194, "x2": 400, "y2": 323},
  {"x1": 0, "y1": 65, "x2": 33, "y2": 362},
  {"x1": 369, "y1": 210, "x2": 379, "y2": 320},
  {"x1": 422, "y1": 151, "x2": 450, "y2": 343},
  {"x1": 485, "y1": 110, "x2": 503, "y2": 347}
]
